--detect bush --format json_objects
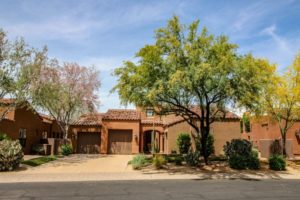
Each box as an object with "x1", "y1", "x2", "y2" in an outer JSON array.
[
  {"x1": 166, "y1": 155, "x2": 183, "y2": 165},
  {"x1": 131, "y1": 154, "x2": 148, "y2": 170},
  {"x1": 61, "y1": 144, "x2": 73, "y2": 156},
  {"x1": 223, "y1": 139, "x2": 252, "y2": 158},
  {"x1": 185, "y1": 150, "x2": 201, "y2": 167},
  {"x1": 224, "y1": 139, "x2": 260, "y2": 170},
  {"x1": 0, "y1": 140, "x2": 24, "y2": 171},
  {"x1": 247, "y1": 151, "x2": 261, "y2": 170},
  {"x1": 152, "y1": 154, "x2": 166, "y2": 169},
  {"x1": 196, "y1": 134, "x2": 215, "y2": 158},
  {"x1": 0, "y1": 133, "x2": 10, "y2": 141},
  {"x1": 176, "y1": 133, "x2": 191, "y2": 154},
  {"x1": 229, "y1": 154, "x2": 247, "y2": 169},
  {"x1": 269, "y1": 155, "x2": 286, "y2": 171}
]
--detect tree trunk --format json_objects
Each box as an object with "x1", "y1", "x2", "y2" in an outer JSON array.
[
  {"x1": 282, "y1": 136, "x2": 287, "y2": 157},
  {"x1": 64, "y1": 124, "x2": 69, "y2": 139},
  {"x1": 201, "y1": 136, "x2": 208, "y2": 165}
]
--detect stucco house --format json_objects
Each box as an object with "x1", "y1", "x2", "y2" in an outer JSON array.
[
  {"x1": 70, "y1": 107, "x2": 241, "y2": 155},
  {"x1": 0, "y1": 99, "x2": 63, "y2": 154},
  {"x1": 241, "y1": 117, "x2": 300, "y2": 158}
]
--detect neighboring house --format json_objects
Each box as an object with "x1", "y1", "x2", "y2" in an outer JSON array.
[
  {"x1": 241, "y1": 117, "x2": 300, "y2": 158},
  {"x1": 71, "y1": 107, "x2": 241, "y2": 155},
  {"x1": 0, "y1": 99, "x2": 63, "y2": 154}
]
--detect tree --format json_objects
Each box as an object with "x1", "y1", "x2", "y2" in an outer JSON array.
[
  {"x1": 113, "y1": 16, "x2": 275, "y2": 164},
  {"x1": 31, "y1": 61, "x2": 100, "y2": 138},
  {"x1": 0, "y1": 29, "x2": 47, "y2": 122},
  {"x1": 260, "y1": 52, "x2": 300, "y2": 156}
]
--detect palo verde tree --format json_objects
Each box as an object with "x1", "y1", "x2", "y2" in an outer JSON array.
[
  {"x1": 0, "y1": 29, "x2": 47, "y2": 122},
  {"x1": 31, "y1": 61, "x2": 100, "y2": 138},
  {"x1": 259, "y1": 52, "x2": 300, "y2": 156},
  {"x1": 113, "y1": 16, "x2": 275, "y2": 164}
]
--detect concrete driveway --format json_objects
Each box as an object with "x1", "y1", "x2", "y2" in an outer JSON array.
[{"x1": 22, "y1": 154, "x2": 134, "y2": 174}]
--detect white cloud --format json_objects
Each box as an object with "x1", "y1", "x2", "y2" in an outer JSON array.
[{"x1": 261, "y1": 24, "x2": 290, "y2": 52}]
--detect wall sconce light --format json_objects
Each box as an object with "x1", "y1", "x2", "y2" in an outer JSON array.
[{"x1": 134, "y1": 134, "x2": 138, "y2": 142}]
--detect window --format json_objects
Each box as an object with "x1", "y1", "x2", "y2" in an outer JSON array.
[
  {"x1": 19, "y1": 129, "x2": 26, "y2": 139},
  {"x1": 42, "y1": 131, "x2": 48, "y2": 139},
  {"x1": 146, "y1": 109, "x2": 154, "y2": 117},
  {"x1": 19, "y1": 129, "x2": 26, "y2": 147}
]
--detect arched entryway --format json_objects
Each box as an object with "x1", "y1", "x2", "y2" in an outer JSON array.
[{"x1": 142, "y1": 130, "x2": 164, "y2": 154}]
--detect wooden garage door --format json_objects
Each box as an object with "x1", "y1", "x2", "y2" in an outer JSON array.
[
  {"x1": 108, "y1": 130, "x2": 132, "y2": 154},
  {"x1": 77, "y1": 132, "x2": 101, "y2": 154}
]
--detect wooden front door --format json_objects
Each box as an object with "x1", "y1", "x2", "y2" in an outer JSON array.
[
  {"x1": 108, "y1": 130, "x2": 132, "y2": 154},
  {"x1": 77, "y1": 132, "x2": 101, "y2": 154}
]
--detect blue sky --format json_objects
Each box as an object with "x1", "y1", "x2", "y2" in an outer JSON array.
[{"x1": 0, "y1": 0, "x2": 299, "y2": 112}]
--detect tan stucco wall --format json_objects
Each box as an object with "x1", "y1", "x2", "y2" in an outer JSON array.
[
  {"x1": 166, "y1": 120, "x2": 241, "y2": 155},
  {"x1": 101, "y1": 120, "x2": 140, "y2": 154}
]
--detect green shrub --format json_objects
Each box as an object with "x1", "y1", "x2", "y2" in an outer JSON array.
[
  {"x1": 228, "y1": 154, "x2": 247, "y2": 169},
  {"x1": 269, "y1": 155, "x2": 286, "y2": 171},
  {"x1": 131, "y1": 154, "x2": 148, "y2": 170},
  {"x1": 224, "y1": 139, "x2": 260, "y2": 170},
  {"x1": 185, "y1": 150, "x2": 201, "y2": 167},
  {"x1": 176, "y1": 133, "x2": 191, "y2": 154},
  {"x1": 61, "y1": 144, "x2": 73, "y2": 156},
  {"x1": 0, "y1": 140, "x2": 24, "y2": 171},
  {"x1": 223, "y1": 139, "x2": 252, "y2": 158},
  {"x1": 166, "y1": 155, "x2": 183, "y2": 165},
  {"x1": 152, "y1": 154, "x2": 166, "y2": 169},
  {"x1": 247, "y1": 151, "x2": 261, "y2": 170},
  {"x1": 196, "y1": 134, "x2": 215, "y2": 158},
  {"x1": 0, "y1": 133, "x2": 10, "y2": 141}
]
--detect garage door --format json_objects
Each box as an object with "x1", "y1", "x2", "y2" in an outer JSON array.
[
  {"x1": 108, "y1": 130, "x2": 132, "y2": 154},
  {"x1": 77, "y1": 132, "x2": 101, "y2": 154}
]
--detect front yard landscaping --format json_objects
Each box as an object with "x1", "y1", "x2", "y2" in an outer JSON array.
[{"x1": 22, "y1": 156, "x2": 57, "y2": 167}]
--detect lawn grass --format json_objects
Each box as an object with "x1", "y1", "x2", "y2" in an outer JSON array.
[{"x1": 22, "y1": 156, "x2": 57, "y2": 167}]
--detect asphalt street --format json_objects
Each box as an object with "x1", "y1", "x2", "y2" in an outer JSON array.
[{"x1": 0, "y1": 179, "x2": 299, "y2": 200}]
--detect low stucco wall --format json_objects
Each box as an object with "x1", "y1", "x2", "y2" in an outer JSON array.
[{"x1": 166, "y1": 120, "x2": 241, "y2": 155}]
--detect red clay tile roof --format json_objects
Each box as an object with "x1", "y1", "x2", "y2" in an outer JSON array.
[
  {"x1": 102, "y1": 109, "x2": 140, "y2": 121},
  {"x1": 73, "y1": 113, "x2": 103, "y2": 126}
]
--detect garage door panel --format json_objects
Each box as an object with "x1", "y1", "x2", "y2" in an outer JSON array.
[
  {"x1": 77, "y1": 132, "x2": 101, "y2": 154},
  {"x1": 108, "y1": 130, "x2": 132, "y2": 154}
]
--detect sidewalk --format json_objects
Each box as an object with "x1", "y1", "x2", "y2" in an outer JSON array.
[{"x1": 1, "y1": 168, "x2": 300, "y2": 183}]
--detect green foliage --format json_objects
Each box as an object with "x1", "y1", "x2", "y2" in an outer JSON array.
[
  {"x1": 60, "y1": 144, "x2": 73, "y2": 156},
  {"x1": 0, "y1": 133, "x2": 10, "y2": 141},
  {"x1": 131, "y1": 154, "x2": 149, "y2": 170},
  {"x1": 247, "y1": 151, "x2": 261, "y2": 170},
  {"x1": 228, "y1": 155, "x2": 248, "y2": 170},
  {"x1": 0, "y1": 139, "x2": 24, "y2": 171},
  {"x1": 223, "y1": 139, "x2": 252, "y2": 158},
  {"x1": 196, "y1": 134, "x2": 215, "y2": 158},
  {"x1": 224, "y1": 139, "x2": 260, "y2": 170},
  {"x1": 242, "y1": 113, "x2": 251, "y2": 132},
  {"x1": 185, "y1": 151, "x2": 201, "y2": 167},
  {"x1": 152, "y1": 154, "x2": 166, "y2": 169},
  {"x1": 269, "y1": 155, "x2": 286, "y2": 171},
  {"x1": 176, "y1": 133, "x2": 191, "y2": 154},
  {"x1": 165, "y1": 154, "x2": 183, "y2": 165},
  {"x1": 0, "y1": 29, "x2": 48, "y2": 113},
  {"x1": 22, "y1": 156, "x2": 57, "y2": 167}
]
